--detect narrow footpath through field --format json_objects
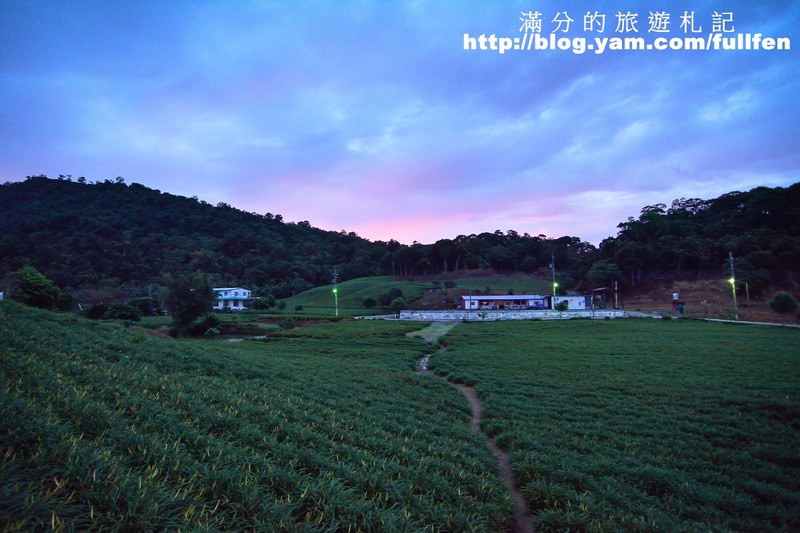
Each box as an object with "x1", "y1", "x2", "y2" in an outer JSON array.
[{"x1": 409, "y1": 324, "x2": 533, "y2": 533}]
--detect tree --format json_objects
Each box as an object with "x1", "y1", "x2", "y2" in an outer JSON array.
[
  {"x1": 389, "y1": 297, "x2": 406, "y2": 313},
  {"x1": 165, "y1": 274, "x2": 216, "y2": 335},
  {"x1": 363, "y1": 297, "x2": 377, "y2": 309},
  {"x1": 11, "y1": 266, "x2": 61, "y2": 309},
  {"x1": 587, "y1": 260, "x2": 622, "y2": 288},
  {"x1": 768, "y1": 292, "x2": 798, "y2": 325}
]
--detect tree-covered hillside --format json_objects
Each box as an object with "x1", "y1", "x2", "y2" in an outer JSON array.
[
  {"x1": 598, "y1": 183, "x2": 800, "y2": 292},
  {"x1": 1, "y1": 176, "x2": 798, "y2": 300},
  {"x1": 0, "y1": 176, "x2": 389, "y2": 297}
]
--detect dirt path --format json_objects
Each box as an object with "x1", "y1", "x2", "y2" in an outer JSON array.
[
  {"x1": 409, "y1": 323, "x2": 532, "y2": 532},
  {"x1": 453, "y1": 383, "x2": 533, "y2": 533}
]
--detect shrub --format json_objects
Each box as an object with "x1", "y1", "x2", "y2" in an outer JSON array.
[
  {"x1": 105, "y1": 304, "x2": 140, "y2": 321},
  {"x1": 10, "y1": 266, "x2": 61, "y2": 310},
  {"x1": 769, "y1": 291, "x2": 798, "y2": 324},
  {"x1": 555, "y1": 301, "x2": 569, "y2": 312},
  {"x1": 363, "y1": 297, "x2": 377, "y2": 309},
  {"x1": 84, "y1": 303, "x2": 108, "y2": 319}
]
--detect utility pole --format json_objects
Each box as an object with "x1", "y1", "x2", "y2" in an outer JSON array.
[
  {"x1": 728, "y1": 252, "x2": 739, "y2": 321},
  {"x1": 331, "y1": 269, "x2": 339, "y2": 317},
  {"x1": 614, "y1": 280, "x2": 619, "y2": 309},
  {"x1": 550, "y1": 252, "x2": 558, "y2": 310}
]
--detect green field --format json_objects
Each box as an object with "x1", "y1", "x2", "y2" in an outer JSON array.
[
  {"x1": 432, "y1": 319, "x2": 800, "y2": 530},
  {"x1": 279, "y1": 276, "x2": 435, "y2": 316},
  {"x1": 0, "y1": 302, "x2": 510, "y2": 530},
  {"x1": 2, "y1": 301, "x2": 799, "y2": 531},
  {"x1": 279, "y1": 274, "x2": 553, "y2": 317}
]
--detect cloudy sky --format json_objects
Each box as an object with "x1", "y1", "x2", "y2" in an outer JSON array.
[{"x1": 1, "y1": 1, "x2": 798, "y2": 244}]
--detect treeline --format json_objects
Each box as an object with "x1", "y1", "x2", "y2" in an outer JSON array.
[
  {"x1": 0, "y1": 176, "x2": 386, "y2": 297},
  {"x1": 1, "y1": 176, "x2": 798, "y2": 300},
  {"x1": 596, "y1": 184, "x2": 800, "y2": 294}
]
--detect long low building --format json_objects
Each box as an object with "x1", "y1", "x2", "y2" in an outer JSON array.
[
  {"x1": 460, "y1": 294, "x2": 589, "y2": 310},
  {"x1": 461, "y1": 295, "x2": 548, "y2": 310}
]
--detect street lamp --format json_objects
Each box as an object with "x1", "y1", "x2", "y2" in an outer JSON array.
[
  {"x1": 728, "y1": 277, "x2": 738, "y2": 321},
  {"x1": 332, "y1": 286, "x2": 339, "y2": 317},
  {"x1": 552, "y1": 281, "x2": 559, "y2": 309}
]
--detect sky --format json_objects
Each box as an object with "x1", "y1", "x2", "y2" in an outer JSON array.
[{"x1": 1, "y1": 1, "x2": 798, "y2": 245}]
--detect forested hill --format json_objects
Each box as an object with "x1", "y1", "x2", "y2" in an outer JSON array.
[
  {"x1": 0, "y1": 176, "x2": 391, "y2": 296},
  {"x1": 1, "y1": 176, "x2": 798, "y2": 298},
  {"x1": 596, "y1": 183, "x2": 800, "y2": 291}
]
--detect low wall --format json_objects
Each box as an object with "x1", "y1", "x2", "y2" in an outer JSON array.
[{"x1": 398, "y1": 309, "x2": 628, "y2": 321}]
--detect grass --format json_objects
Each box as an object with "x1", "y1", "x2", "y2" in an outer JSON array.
[
  {"x1": 279, "y1": 274, "x2": 553, "y2": 317},
  {"x1": 279, "y1": 276, "x2": 435, "y2": 317},
  {"x1": 430, "y1": 319, "x2": 800, "y2": 530},
  {"x1": 0, "y1": 301, "x2": 511, "y2": 530},
  {"x1": 5, "y1": 300, "x2": 798, "y2": 530}
]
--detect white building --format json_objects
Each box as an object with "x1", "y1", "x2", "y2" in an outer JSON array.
[
  {"x1": 461, "y1": 295, "x2": 548, "y2": 310},
  {"x1": 554, "y1": 296, "x2": 588, "y2": 310},
  {"x1": 213, "y1": 287, "x2": 251, "y2": 311}
]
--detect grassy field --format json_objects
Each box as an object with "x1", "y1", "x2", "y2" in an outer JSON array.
[
  {"x1": 3, "y1": 300, "x2": 799, "y2": 530},
  {"x1": 431, "y1": 319, "x2": 800, "y2": 530},
  {"x1": 0, "y1": 301, "x2": 511, "y2": 530},
  {"x1": 279, "y1": 274, "x2": 553, "y2": 317},
  {"x1": 279, "y1": 276, "x2": 435, "y2": 316}
]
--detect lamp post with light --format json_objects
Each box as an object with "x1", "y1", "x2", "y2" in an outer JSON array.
[
  {"x1": 552, "y1": 281, "x2": 559, "y2": 310},
  {"x1": 728, "y1": 277, "x2": 738, "y2": 321},
  {"x1": 332, "y1": 286, "x2": 339, "y2": 318}
]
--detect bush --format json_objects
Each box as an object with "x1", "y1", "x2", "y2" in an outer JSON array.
[
  {"x1": 84, "y1": 303, "x2": 107, "y2": 319},
  {"x1": 105, "y1": 304, "x2": 140, "y2": 321},
  {"x1": 10, "y1": 266, "x2": 61, "y2": 310},
  {"x1": 363, "y1": 297, "x2": 377, "y2": 309},
  {"x1": 444, "y1": 281, "x2": 457, "y2": 289},
  {"x1": 294, "y1": 305, "x2": 304, "y2": 311},
  {"x1": 127, "y1": 296, "x2": 161, "y2": 316},
  {"x1": 276, "y1": 300, "x2": 287, "y2": 310},
  {"x1": 278, "y1": 318, "x2": 295, "y2": 330},
  {"x1": 555, "y1": 301, "x2": 569, "y2": 312},
  {"x1": 252, "y1": 295, "x2": 276, "y2": 310},
  {"x1": 769, "y1": 291, "x2": 798, "y2": 323},
  {"x1": 189, "y1": 315, "x2": 220, "y2": 336},
  {"x1": 389, "y1": 297, "x2": 406, "y2": 313},
  {"x1": 204, "y1": 327, "x2": 221, "y2": 336},
  {"x1": 379, "y1": 288, "x2": 404, "y2": 307}
]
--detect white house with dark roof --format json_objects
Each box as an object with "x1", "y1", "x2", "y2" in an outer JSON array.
[{"x1": 213, "y1": 287, "x2": 251, "y2": 311}]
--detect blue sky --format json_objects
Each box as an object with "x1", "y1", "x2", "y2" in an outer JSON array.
[{"x1": 1, "y1": 1, "x2": 798, "y2": 244}]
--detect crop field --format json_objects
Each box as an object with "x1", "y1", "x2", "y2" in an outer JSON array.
[
  {"x1": 3, "y1": 301, "x2": 799, "y2": 531},
  {"x1": 0, "y1": 302, "x2": 511, "y2": 530},
  {"x1": 431, "y1": 319, "x2": 800, "y2": 530}
]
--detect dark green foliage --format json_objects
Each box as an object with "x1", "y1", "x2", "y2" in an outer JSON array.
[
  {"x1": 127, "y1": 297, "x2": 161, "y2": 316},
  {"x1": 165, "y1": 274, "x2": 216, "y2": 336},
  {"x1": 554, "y1": 300, "x2": 569, "y2": 311},
  {"x1": 378, "y1": 287, "x2": 404, "y2": 307},
  {"x1": 0, "y1": 302, "x2": 511, "y2": 530},
  {"x1": 444, "y1": 281, "x2": 457, "y2": 289},
  {"x1": 0, "y1": 177, "x2": 384, "y2": 292},
  {"x1": 432, "y1": 320, "x2": 800, "y2": 530},
  {"x1": 251, "y1": 295, "x2": 276, "y2": 310},
  {"x1": 8, "y1": 266, "x2": 61, "y2": 309},
  {"x1": 389, "y1": 297, "x2": 406, "y2": 313},
  {"x1": 189, "y1": 315, "x2": 220, "y2": 336},
  {"x1": 84, "y1": 303, "x2": 107, "y2": 319},
  {"x1": 276, "y1": 300, "x2": 287, "y2": 310},
  {"x1": 600, "y1": 185, "x2": 800, "y2": 283},
  {"x1": 769, "y1": 291, "x2": 799, "y2": 322},
  {"x1": 587, "y1": 259, "x2": 622, "y2": 288},
  {"x1": 105, "y1": 304, "x2": 140, "y2": 321},
  {"x1": 362, "y1": 297, "x2": 377, "y2": 308}
]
